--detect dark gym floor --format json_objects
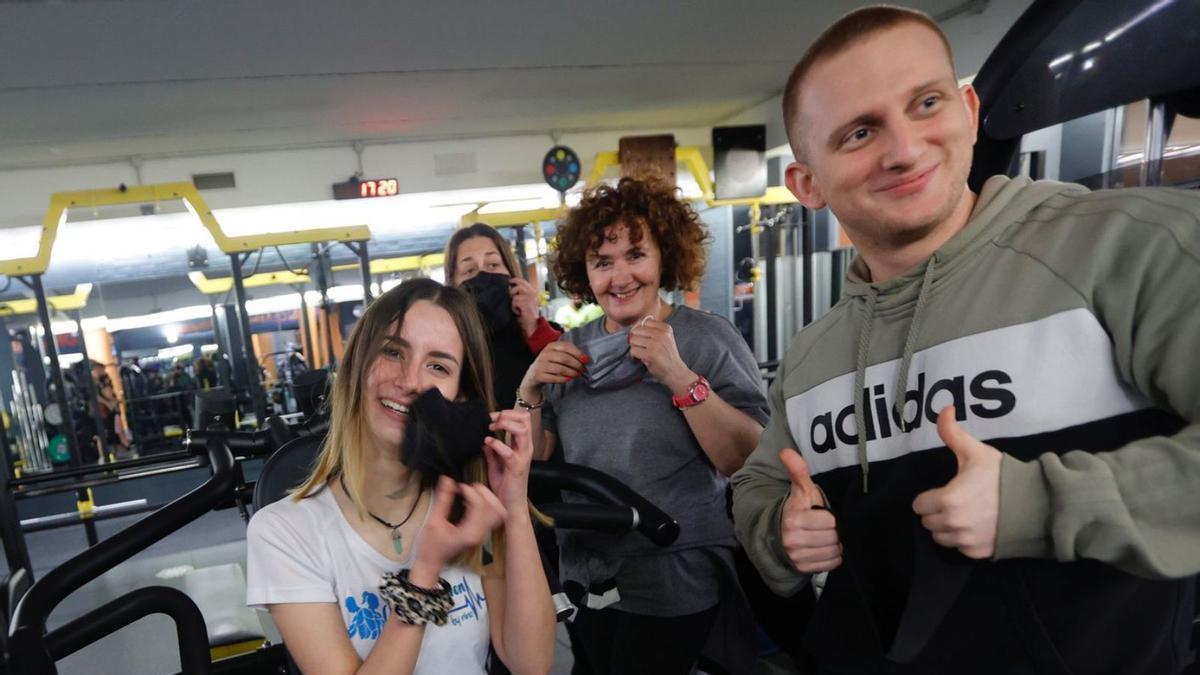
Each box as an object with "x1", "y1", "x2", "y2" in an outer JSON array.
[{"x1": 13, "y1": 507, "x2": 796, "y2": 674}]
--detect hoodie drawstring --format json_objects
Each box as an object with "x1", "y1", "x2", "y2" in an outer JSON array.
[
  {"x1": 852, "y1": 256, "x2": 937, "y2": 494},
  {"x1": 853, "y1": 288, "x2": 878, "y2": 494},
  {"x1": 892, "y1": 257, "x2": 937, "y2": 424}
]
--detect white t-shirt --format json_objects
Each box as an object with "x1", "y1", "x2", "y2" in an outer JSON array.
[{"x1": 246, "y1": 486, "x2": 490, "y2": 673}]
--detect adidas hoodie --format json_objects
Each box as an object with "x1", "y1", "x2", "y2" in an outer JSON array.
[{"x1": 732, "y1": 175, "x2": 1200, "y2": 674}]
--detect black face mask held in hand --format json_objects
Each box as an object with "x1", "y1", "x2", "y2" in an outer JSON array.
[
  {"x1": 460, "y1": 271, "x2": 515, "y2": 333},
  {"x1": 400, "y1": 387, "x2": 491, "y2": 488}
]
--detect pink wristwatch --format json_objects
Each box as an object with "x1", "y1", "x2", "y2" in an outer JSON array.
[{"x1": 671, "y1": 376, "x2": 711, "y2": 409}]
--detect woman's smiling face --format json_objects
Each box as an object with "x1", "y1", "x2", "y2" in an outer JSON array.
[
  {"x1": 363, "y1": 300, "x2": 464, "y2": 456},
  {"x1": 585, "y1": 221, "x2": 662, "y2": 329}
]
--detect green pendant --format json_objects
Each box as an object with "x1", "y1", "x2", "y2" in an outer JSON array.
[{"x1": 392, "y1": 530, "x2": 404, "y2": 555}]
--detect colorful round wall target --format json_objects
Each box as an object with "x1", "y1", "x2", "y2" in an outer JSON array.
[{"x1": 542, "y1": 145, "x2": 581, "y2": 193}]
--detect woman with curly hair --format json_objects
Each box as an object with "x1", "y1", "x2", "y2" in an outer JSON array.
[{"x1": 518, "y1": 176, "x2": 769, "y2": 674}]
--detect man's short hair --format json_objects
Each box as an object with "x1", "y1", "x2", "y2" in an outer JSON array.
[{"x1": 782, "y1": 5, "x2": 956, "y2": 158}]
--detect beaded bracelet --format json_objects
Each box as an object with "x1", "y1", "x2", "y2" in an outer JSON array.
[
  {"x1": 378, "y1": 569, "x2": 454, "y2": 626},
  {"x1": 514, "y1": 389, "x2": 545, "y2": 411}
]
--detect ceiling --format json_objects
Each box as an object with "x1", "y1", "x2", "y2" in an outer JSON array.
[{"x1": 0, "y1": 0, "x2": 971, "y2": 171}]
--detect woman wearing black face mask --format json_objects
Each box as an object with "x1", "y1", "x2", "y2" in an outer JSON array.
[
  {"x1": 519, "y1": 177, "x2": 769, "y2": 675},
  {"x1": 445, "y1": 223, "x2": 563, "y2": 411}
]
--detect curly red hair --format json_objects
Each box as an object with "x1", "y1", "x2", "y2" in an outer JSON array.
[{"x1": 552, "y1": 177, "x2": 708, "y2": 303}]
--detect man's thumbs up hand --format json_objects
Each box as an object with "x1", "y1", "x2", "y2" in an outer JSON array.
[
  {"x1": 780, "y1": 449, "x2": 843, "y2": 574},
  {"x1": 912, "y1": 406, "x2": 1003, "y2": 559},
  {"x1": 781, "y1": 446, "x2": 823, "y2": 508}
]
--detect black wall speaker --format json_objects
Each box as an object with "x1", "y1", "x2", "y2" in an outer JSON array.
[{"x1": 713, "y1": 125, "x2": 766, "y2": 200}]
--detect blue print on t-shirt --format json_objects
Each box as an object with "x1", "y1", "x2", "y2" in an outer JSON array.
[
  {"x1": 449, "y1": 575, "x2": 486, "y2": 626},
  {"x1": 345, "y1": 591, "x2": 388, "y2": 640}
]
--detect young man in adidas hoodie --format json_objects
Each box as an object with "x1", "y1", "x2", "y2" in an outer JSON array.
[{"x1": 731, "y1": 5, "x2": 1200, "y2": 674}]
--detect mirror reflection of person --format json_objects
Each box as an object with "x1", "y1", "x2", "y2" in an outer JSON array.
[
  {"x1": 90, "y1": 360, "x2": 128, "y2": 454},
  {"x1": 446, "y1": 222, "x2": 571, "y2": 666},
  {"x1": 732, "y1": 6, "x2": 1200, "y2": 673},
  {"x1": 553, "y1": 295, "x2": 603, "y2": 330},
  {"x1": 520, "y1": 177, "x2": 769, "y2": 674},
  {"x1": 194, "y1": 355, "x2": 218, "y2": 390},
  {"x1": 91, "y1": 363, "x2": 118, "y2": 415},
  {"x1": 445, "y1": 223, "x2": 562, "y2": 411},
  {"x1": 246, "y1": 280, "x2": 555, "y2": 674}
]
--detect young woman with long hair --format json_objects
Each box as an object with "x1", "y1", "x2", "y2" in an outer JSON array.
[
  {"x1": 247, "y1": 279, "x2": 555, "y2": 675},
  {"x1": 445, "y1": 223, "x2": 563, "y2": 410}
]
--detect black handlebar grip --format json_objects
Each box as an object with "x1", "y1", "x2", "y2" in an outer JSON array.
[
  {"x1": 537, "y1": 503, "x2": 636, "y2": 534},
  {"x1": 529, "y1": 461, "x2": 679, "y2": 547}
]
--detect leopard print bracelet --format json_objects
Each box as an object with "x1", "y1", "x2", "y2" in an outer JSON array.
[{"x1": 379, "y1": 569, "x2": 454, "y2": 626}]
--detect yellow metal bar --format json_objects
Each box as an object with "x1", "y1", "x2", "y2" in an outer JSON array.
[
  {"x1": 447, "y1": 148, "x2": 796, "y2": 241},
  {"x1": 7, "y1": 183, "x2": 373, "y2": 277},
  {"x1": 63, "y1": 182, "x2": 367, "y2": 251},
  {"x1": 331, "y1": 253, "x2": 444, "y2": 274},
  {"x1": 0, "y1": 194, "x2": 66, "y2": 276},
  {"x1": 532, "y1": 221, "x2": 545, "y2": 254},
  {"x1": 707, "y1": 185, "x2": 798, "y2": 207},
  {"x1": 456, "y1": 147, "x2": 796, "y2": 240},
  {"x1": 675, "y1": 147, "x2": 716, "y2": 199},
  {"x1": 210, "y1": 639, "x2": 267, "y2": 661},
  {"x1": 586, "y1": 151, "x2": 621, "y2": 187},
  {"x1": 214, "y1": 225, "x2": 372, "y2": 252},
  {"x1": 40, "y1": 183, "x2": 236, "y2": 256},
  {"x1": 191, "y1": 253, "x2": 450, "y2": 295},
  {"x1": 76, "y1": 488, "x2": 95, "y2": 518},
  {"x1": 679, "y1": 148, "x2": 797, "y2": 206},
  {"x1": 189, "y1": 271, "x2": 230, "y2": 294},
  {"x1": 188, "y1": 270, "x2": 311, "y2": 295},
  {"x1": 462, "y1": 207, "x2": 565, "y2": 229},
  {"x1": 0, "y1": 284, "x2": 93, "y2": 317},
  {"x1": 584, "y1": 146, "x2": 798, "y2": 208}
]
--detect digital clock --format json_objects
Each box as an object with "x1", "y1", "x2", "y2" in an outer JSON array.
[{"x1": 332, "y1": 177, "x2": 400, "y2": 200}]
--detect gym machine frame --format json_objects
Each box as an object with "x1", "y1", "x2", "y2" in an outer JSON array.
[
  {"x1": 0, "y1": 224, "x2": 108, "y2": 558},
  {"x1": 0, "y1": 182, "x2": 369, "y2": 572},
  {"x1": 0, "y1": 285, "x2": 106, "y2": 476},
  {"x1": 33, "y1": 182, "x2": 372, "y2": 424},
  {"x1": 966, "y1": 0, "x2": 1200, "y2": 191},
  {"x1": 202, "y1": 233, "x2": 376, "y2": 416},
  {"x1": 188, "y1": 251, "x2": 442, "y2": 382},
  {"x1": 7, "y1": 432, "x2": 238, "y2": 674}
]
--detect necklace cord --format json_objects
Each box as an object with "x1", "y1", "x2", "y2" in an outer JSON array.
[{"x1": 339, "y1": 474, "x2": 423, "y2": 532}]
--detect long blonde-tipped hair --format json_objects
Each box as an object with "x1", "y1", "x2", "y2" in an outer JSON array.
[{"x1": 292, "y1": 278, "x2": 497, "y2": 569}]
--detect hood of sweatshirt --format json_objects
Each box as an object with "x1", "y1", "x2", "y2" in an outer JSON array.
[{"x1": 839, "y1": 175, "x2": 1087, "y2": 492}]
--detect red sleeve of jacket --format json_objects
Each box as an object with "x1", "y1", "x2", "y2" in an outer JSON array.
[{"x1": 524, "y1": 317, "x2": 562, "y2": 354}]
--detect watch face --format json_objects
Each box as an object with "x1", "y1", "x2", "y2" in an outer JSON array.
[{"x1": 692, "y1": 381, "x2": 709, "y2": 400}]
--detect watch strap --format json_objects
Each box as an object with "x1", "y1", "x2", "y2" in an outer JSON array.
[{"x1": 671, "y1": 375, "x2": 710, "y2": 409}]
